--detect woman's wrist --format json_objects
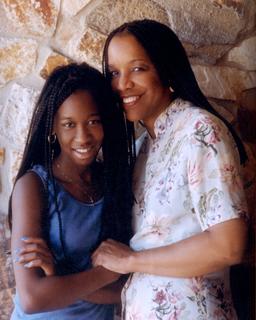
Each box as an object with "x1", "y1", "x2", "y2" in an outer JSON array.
[{"x1": 127, "y1": 250, "x2": 140, "y2": 273}]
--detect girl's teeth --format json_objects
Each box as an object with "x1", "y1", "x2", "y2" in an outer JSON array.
[{"x1": 76, "y1": 148, "x2": 91, "y2": 153}]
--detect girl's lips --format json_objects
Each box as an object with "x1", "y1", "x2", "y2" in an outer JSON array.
[{"x1": 72, "y1": 146, "x2": 94, "y2": 159}]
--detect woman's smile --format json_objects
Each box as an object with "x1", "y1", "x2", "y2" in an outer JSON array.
[{"x1": 107, "y1": 33, "x2": 171, "y2": 136}]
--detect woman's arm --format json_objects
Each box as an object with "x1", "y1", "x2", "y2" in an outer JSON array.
[
  {"x1": 92, "y1": 217, "x2": 247, "y2": 277},
  {"x1": 11, "y1": 172, "x2": 119, "y2": 313}
]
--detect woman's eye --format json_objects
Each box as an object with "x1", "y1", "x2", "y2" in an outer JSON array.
[
  {"x1": 133, "y1": 66, "x2": 146, "y2": 72},
  {"x1": 88, "y1": 119, "x2": 102, "y2": 126}
]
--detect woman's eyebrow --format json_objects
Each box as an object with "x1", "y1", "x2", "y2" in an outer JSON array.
[{"x1": 108, "y1": 59, "x2": 147, "y2": 68}]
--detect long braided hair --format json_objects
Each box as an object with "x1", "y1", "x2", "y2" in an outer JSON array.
[
  {"x1": 9, "y1": 63, "x2": 134, "y2": 262},
  {"x1": 102, "y1": 19, "x2": 247, "y2": 164}
]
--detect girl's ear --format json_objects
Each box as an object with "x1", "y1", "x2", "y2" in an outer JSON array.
[{"x1": 52, "y1": 116, "x2": 58, "y2": 133}]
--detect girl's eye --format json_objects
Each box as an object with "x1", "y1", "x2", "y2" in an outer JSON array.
[
  {"x1": 88, "y1": 119, "x2": 102, "y2": 126},
  {"x1": 63, "y1": 122, "x2": 74, "y2": 128},
  {"x1": 109, "y1": 70, "x2": 119, "y2": 78}
]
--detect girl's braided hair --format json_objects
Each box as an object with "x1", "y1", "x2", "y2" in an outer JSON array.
[{"x1": 9, "y1": 63, "x2": 135, "y2": 268}]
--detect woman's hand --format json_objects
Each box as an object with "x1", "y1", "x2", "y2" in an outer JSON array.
[
  {"x1": 13, "y1": 237, "x2": 55, "y2": 276},
  {"x1": 92, "y1": 239, "x2": 134, "y2": 274}
]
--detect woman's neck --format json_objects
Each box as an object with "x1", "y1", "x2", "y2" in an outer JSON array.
[{"x1": 143, "y1": 95, "x2": 174, "y2": 139}]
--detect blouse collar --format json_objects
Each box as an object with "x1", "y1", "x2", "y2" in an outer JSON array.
[{"x1": 152, "y1": 98, "x2": 191, "y2": 139}]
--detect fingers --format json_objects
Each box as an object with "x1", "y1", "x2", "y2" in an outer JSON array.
[
  {"x1": 20, "y1": 236, "x2": 49, "y2": 249},
  {"x1": 17, "y1": 244, "x2": 52, "y2": 259},
  {"x1": 13, "y1": 236, "x2": 55, "y2": 276},
  {"x1": 14, "y1": 236, "x2": 52, "y2": 258},
  {"x1": 17, "y1": 251, "x2": 53, "y2": 265},
  {"x1": 22, "y1": 257, "x2": 55, "y2": 276}
]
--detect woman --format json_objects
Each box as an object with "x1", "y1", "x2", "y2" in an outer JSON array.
[
  {"x1": 92, "y1": 19, "x2": 248, "y2": 319},
  {"x1": 9, "y1": 63, "x2": 134, "y2": 319}
]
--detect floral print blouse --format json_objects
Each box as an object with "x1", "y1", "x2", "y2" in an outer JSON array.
[{"x1": 122, "y1": 99, "x2": 247, "y2": 320}]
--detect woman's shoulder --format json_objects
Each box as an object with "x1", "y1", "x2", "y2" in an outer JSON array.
[{"x1": 180, "y1": 103, "x2": 229, "y2": 138}]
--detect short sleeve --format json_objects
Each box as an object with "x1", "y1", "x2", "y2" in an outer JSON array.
[{"x1": 187, "y1": 112, "x2": 248, "y2": 231}]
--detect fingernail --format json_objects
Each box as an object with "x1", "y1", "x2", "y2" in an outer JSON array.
[
  {"x1": 21, "y1": 236, "x2": 28, "y2": 241},
  {"x1": 13, "y1": 256, "x2": 20, "y2": 263},
  {"x1": 24, "y1": 262, "x2": 32, "y2": 268}
]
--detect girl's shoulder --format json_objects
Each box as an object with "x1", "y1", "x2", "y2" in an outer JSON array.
[{"x1": 12, "y1": 170, "x2": 47, "y2": 214}]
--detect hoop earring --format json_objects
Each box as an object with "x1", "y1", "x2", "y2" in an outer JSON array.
[
  {"x1": 48, "y1": 133, "x2": 57, "y2": 144},
  {"x1": 51, "y1": 148, "x2": 55, "y2": 160}
]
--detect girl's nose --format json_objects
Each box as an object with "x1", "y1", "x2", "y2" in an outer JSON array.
[{"x1": 75, "y1": 125, "x2": 92, "y2": 144}]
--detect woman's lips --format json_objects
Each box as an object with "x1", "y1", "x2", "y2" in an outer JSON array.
[{"x1": 122, "y1": 95, "x2": 140, "y2": 108}]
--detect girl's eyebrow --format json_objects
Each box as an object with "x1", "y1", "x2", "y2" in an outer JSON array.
[{"x1": 60, "y1": 113, "x2": 100, "y2": 119}]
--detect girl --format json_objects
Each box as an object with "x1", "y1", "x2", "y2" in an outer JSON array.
[{"x1": 9, "y1": 63, "x2": 134, "y2": 319}]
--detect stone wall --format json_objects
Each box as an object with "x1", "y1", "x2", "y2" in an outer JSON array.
[{"x1": 0, "y1": 0, "x2": 255, "y2": 318}]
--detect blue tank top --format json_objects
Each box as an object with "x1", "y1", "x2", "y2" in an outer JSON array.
[{"x1": 11, "y1": 165, "x2": 114, "y2": 320}]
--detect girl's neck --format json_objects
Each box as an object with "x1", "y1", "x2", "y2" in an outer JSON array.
[{"x1": 53, "y1": 156, "x2": 92, "y2": 183}]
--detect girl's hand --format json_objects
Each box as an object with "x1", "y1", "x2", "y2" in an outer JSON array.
[
  {"x1": 13, "y1": 237, "x2": 55, "y2": 276},
  {"x1": 92, "y1": 239, "x2": 134, "y2": 274}
]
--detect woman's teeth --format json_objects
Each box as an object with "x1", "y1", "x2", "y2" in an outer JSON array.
[{"x1": 123, "y1": 96, "x2": 139, "y2": 104}]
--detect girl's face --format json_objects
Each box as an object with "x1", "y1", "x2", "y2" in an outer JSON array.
[
  {"x1": 107, "y1": 33, "x2": 171, "y2": 135},
  {"x1": 53, "y1": 90, "x2": 103, "y2": 169}
]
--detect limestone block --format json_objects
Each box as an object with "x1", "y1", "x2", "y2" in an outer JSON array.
[
  {"x1": 10, "y1": 149, "x2": 23, "y2": 186},
  {"x1": 0, "y1": 148, "x2": 5, "y2": 165},
  {"x1": 209, "y1": 98, "x2": 238, "y2": 124},
  {"x1": 238, "y1": 88, "x2": 256, "y2": 142},
  {"x1": 0, "y1": 83, "x2": 39, "y2": 149},
  {"x1": 0, "y1": 0, "x2": 60, "y2": 37},
  {"x1": 40, "y1": 52, "x2": 72, "y2": 79},
  {"x1": 0, "y1": 173, "x2": 2, "y2": 193},
  {"x1": 87, "y1": 0, "x2": 169, "y2": 35},
  {"x1": 240, "y1": 88, "x2": 256, "y2": 112},
  {"x1": 77, "y1": 28, "x2": 106, "y2": 68},
  {"x1": 210, "y1": 0, "x2": 246, "y2": 15},
  {"x1": 226, "y1": 37, "x2": 256, "y2": 71},
  {"x1": 192, "y1": 65, "x2": 256, "y2": 100},
  {"x1": 0, "y1": 288, "x2": 14, "y2": 320},
  {"x1": 54, "y1": 22, "x2": 106, "y2": 69},
  {"x1": 184, "y1": 42, "x2": 232, "y2": 65},
  {"x1": 160, "y1": 0, "x2": 255, "y2": 46},
  {"x1": 0, "y1": 214, "x2": 14, "y2": 316},
  {"x1": 0, "y1": 38, "x2": 37, "y2": 87},
  {"x1": 62, "y1": 0, "x2": 93, "y2": 16}
]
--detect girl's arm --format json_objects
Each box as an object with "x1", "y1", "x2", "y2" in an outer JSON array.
[
  {"x1": 11, "y1": 172, "x2": 119, "y2": 313},
  {"x1": 83, "y1": 277, "x2": 127, "y2": 304},
  {"x1": 16, "y1": 237, "x2": 125, "y2": 305},
  {"x1": 92, "y1": 218, "x2": 247, "y2": 277}
]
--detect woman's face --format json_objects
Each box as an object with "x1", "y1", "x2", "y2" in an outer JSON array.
[
  {"x1": 53, "y1": 90, "x2": 103, "y2": 169},
  {"x1": 107, "y1": 33, "x2": 171, "y2": 133}
]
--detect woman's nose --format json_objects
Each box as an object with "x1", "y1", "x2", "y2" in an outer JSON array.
[{"x1": 115, "y1": 73, "x2": 134, "y2": 92}]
